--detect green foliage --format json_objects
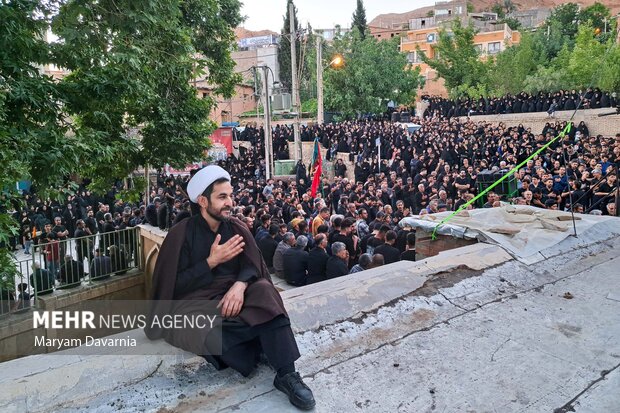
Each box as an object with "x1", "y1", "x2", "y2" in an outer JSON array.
[
  {"x1": 566, "y1": 23, "x2": 608, "y2": 89},
  {"x1": 52, "y1": 0, "x2": 242, "y2": 181},
  {"x1": 420, "y1": 20, "x2": 488, "y2": 98},
  {"x1": 491, "y1": 3, "x2": 505, "y2": 19},
  {"x1": 323, "y1": 34, "x2": 422, "y2": 117},
  {"x1": 500, "y1": 17, "x2": 521, "y2": 30},
  {"x1": 522, "y1": 65, "x2": 569, "y2": 94},
  {"x1": 351, "y1": 0, "x2": 367, "y2": 40},
  {"x1": 579, "y1": 2, "x2": 612, "y2": 33},
  {"x1": 486, "y1": 33, "x2": 543, "y2": 96},
  {"x1": 301, "y1": 98, "x2": 317, "y2": 117},
  {"x1": 545, "y1": 3, "x2": 580, "y2": 38},
  {"x1": 0, "y1": 0, "x2": 241, "y2": 281},
  {"x1": 428, "y1": 2, "x2": 620, "y2": 98}
]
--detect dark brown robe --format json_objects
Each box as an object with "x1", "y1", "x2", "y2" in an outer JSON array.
[{"x1": 144, "y1": 216, "x2": 289, "y2": 356}]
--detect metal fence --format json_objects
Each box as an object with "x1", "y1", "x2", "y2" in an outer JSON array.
[{"x1": 1, "y1": 227, "x2": 142, "y2": 317}]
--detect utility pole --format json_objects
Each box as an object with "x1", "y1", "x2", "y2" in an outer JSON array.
[
  {"x1": 261, "y1": 66, "x2": 273, "y2": 180},
  {"x1": 289, "y1": 1, "x2": 301, "y2": 161},
  {"x1": 144, "y1": 164, "x2": 150, "y2": 206},
  {"x1": 316, "y1": 37, "x2": 324, "y2": 125}
]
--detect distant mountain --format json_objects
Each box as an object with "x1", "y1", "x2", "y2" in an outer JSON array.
[
  {"x1": 369, "y1": 0, "x2": 620, "y2": 28},
  {"x1": 234, "y1": 27, "x2": 278, "y2": 40}
]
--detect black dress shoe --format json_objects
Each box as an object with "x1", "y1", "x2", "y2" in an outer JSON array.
[{"x1": 273, "y1": 371, "x2": 316, "y2": 410}]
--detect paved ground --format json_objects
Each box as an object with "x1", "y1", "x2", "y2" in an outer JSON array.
[{"x1": 2, "y1": 232, "x2": 619, "y2": 412}]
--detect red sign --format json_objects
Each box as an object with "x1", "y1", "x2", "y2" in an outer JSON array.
[{"x1": 210, "y1": 127, "x2": 233, "y2": 154}]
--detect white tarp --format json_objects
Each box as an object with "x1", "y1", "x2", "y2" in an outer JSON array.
[{"x1": 400, "y1": 206, "x2": 620, "y2": 262}]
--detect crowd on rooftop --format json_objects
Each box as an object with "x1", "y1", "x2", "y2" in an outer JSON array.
[{"x1": 423, "y1": 88, "x2": 618, "y2": 118}]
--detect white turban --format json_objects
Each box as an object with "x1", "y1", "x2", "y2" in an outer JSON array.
[{"x1": 187, "y1": 165, "x2": 231, "y2": 203}]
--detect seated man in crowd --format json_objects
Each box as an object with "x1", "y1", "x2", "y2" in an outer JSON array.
[
  {"x1": 282, "y1": 235, "x2": 309, "y2": 286},
  {"x1": 257, "y1": 224, "x2": 279, "y2": 273},
  {"x1": 30, "y1": 262, "x2": 55, "y2": 296},
  {"x1": 273, "y1": 232, "x2": 295, "y2": 279},
  {"x1": 350, "y1": 253, "x2": 372, "y2": 274},
  {"x1": 374, "y1": 230, "x2": 401, "y2": 264},
  {"x1": 90, "y1": 248, "x2": 113, "y2": 279},
  {"x1": 400, "y1": 232, "x2": 417, "y2": 262},
  {"x1": 326, "y1": 242, "x2": 349, "y2": 279},
  {"x1": 307, "y1": 234, "x2": 329, "y2": 284},
  {"x1": 59, "y1": 254, "x2": 84, "y2": 286}
]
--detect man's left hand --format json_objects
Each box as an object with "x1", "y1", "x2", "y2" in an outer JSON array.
[{"x1": 217, "y1": 281, "x2": 247, "y2": 318}]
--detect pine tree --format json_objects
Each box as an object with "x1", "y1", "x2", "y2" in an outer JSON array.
[
  {"x1": 279, "y1": 0, "x2": 301, "y2": 91},
  {"x1": 352, "y1": 0, "x2": 367, "y2": 39}
]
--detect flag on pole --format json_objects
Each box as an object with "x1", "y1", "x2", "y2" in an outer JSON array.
[{"x1": 310, "y1": 138, "x2": 322, "y2": 198}]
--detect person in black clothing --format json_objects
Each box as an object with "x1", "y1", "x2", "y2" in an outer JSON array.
[
  {"x1": 325, "y1": 242, "x2": 349, "y2": 279},
  {"x1": 257, "y1": 224, "x2": 279, "y2": 272},
  {"x1": 282, "y1": 235, "x2": 309, "y2": 286},
  {"x1": 59, "y1": 254, "x2": 84, "y2": 286},
  {"x1": 74, "y1": 219, "x2": 93, "y2": 267},
  {"x1": 307, "y1": 234, "x2": 329, "y2": 284},
  {"x1": 373, "y1": 230, "x2": 401, "y2": 264},
  {"x1": 400, "y1": 232, "x2": 416, "y2": 262},
  {"x1": 331, "y1": 217, "x2": 359, "y2": 268}
]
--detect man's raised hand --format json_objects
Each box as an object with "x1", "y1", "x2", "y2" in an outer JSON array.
[{"x1": 207, "y1": 234, "x2": 245, "y2": 269}]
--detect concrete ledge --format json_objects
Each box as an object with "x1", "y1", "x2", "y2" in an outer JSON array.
[
  {"x1": 0, "y1": 242, "x2": 512, "y2": 412},
  {"x1": 283, "y1": 243, "x2": 512, "y2": 332}
]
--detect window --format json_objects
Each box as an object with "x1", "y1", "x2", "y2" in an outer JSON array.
[
  {"x1": 474, "y1": 44, "x2": 483, "y2": 54},
  {"x1": 407, "y1": 52, "x2": 415, "y2": 63},
  {"x1": 488, "y1": 42, "x2": 501, "y2": 54}
]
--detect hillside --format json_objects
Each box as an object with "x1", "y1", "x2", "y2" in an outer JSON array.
[
  {"x1": 369, "y1": 0, "x2": 620, "y2": 28},
  {"x1": 234, "y1": 27, "x2": 278, "y2": 40}
]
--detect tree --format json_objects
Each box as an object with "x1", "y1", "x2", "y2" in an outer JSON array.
[
  {"x1": 278, "y1": 0, "x2": 301, "y2": 92},
  {"x1": 420, "y1": 20, "x2": 488, "y2": 98},
  {"x1": 490, "y1": 3, "x2": 506, "y2": 19},
  {"x1": 0, "y1": 0, "x2": 242, "y2": 287},
  {"x1": 351, "y1": 0, "x2": 367, "y2": 40},
  {"x1": 0, "y1": 0, "x2": 81, "y2": 288},
  {"x1": 545, "y1": 3, "x2": 580, "y2": 38},
  {"x1": 323, "y1": 35, "x2": 423, "y2": 117},
  {"x1": 567, "y1": 23, "x2": 610, "y2": 89},
  {"x1": 486, "y1": 33, "x2": 543, "y2": 95},
  {"x1": 579, "y1": 2, "x2": 612, "y2": 33},
  {"x1": 51, "y1": 0, "x2": 242, "y2": 191}
]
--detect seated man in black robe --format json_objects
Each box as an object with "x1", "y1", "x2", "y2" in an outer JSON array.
[{"x1": 145, "y1": 165, "x2": 315, "y2": 410}]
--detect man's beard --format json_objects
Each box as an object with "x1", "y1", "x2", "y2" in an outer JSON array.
[{"x1": 206, "y1": 205, "x2": 231, "y2": 222}]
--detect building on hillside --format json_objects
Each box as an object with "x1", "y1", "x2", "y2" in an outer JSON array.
[
  {"x1": 233, "y1": 35, "x2": 280, "y2": 92},
  {"x1": 509, "y1": 8, "x2": 551, "y2": 29},
  {"x1": 369, "y1": 22, "x2": 409, "y2": 40},
  {"x1": 195, "y1": 80, "x2": 257, "y2": 126},
  {"x1": 400, "y1": 1, "x2": 520, "y2": 97}
]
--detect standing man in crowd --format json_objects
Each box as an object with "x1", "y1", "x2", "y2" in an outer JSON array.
[{"x1": 145, "y1": 165, "x2": 315, "y2": 410}]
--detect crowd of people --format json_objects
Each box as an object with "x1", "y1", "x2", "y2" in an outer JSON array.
[
  {"x1": 5, "y1": 111, "x2": 619, "y2": 291},
  {"x1": 423, "y1": 88, "x2": 618, "y2": 118}
]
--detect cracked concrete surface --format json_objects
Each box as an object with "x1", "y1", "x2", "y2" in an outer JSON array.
[{"x1": 1, "y1": 232, "x2": 619, "y2": 412}]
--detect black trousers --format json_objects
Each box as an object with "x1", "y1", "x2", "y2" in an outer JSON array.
[{"x1": 206, "y1": 315, "x2": 300, "y2": 377}]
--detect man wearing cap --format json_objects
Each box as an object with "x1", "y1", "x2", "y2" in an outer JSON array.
[{"x1": 145, "y1": 165, "x2": 315, "y2": 410}]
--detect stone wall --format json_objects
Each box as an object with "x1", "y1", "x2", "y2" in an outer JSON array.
[
  {"x1": 461, "y1": 108, "x2": 620, "y2": 136},
  {"x1": 0, "y1": 272, "x2": 146, "y2": 362}
]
